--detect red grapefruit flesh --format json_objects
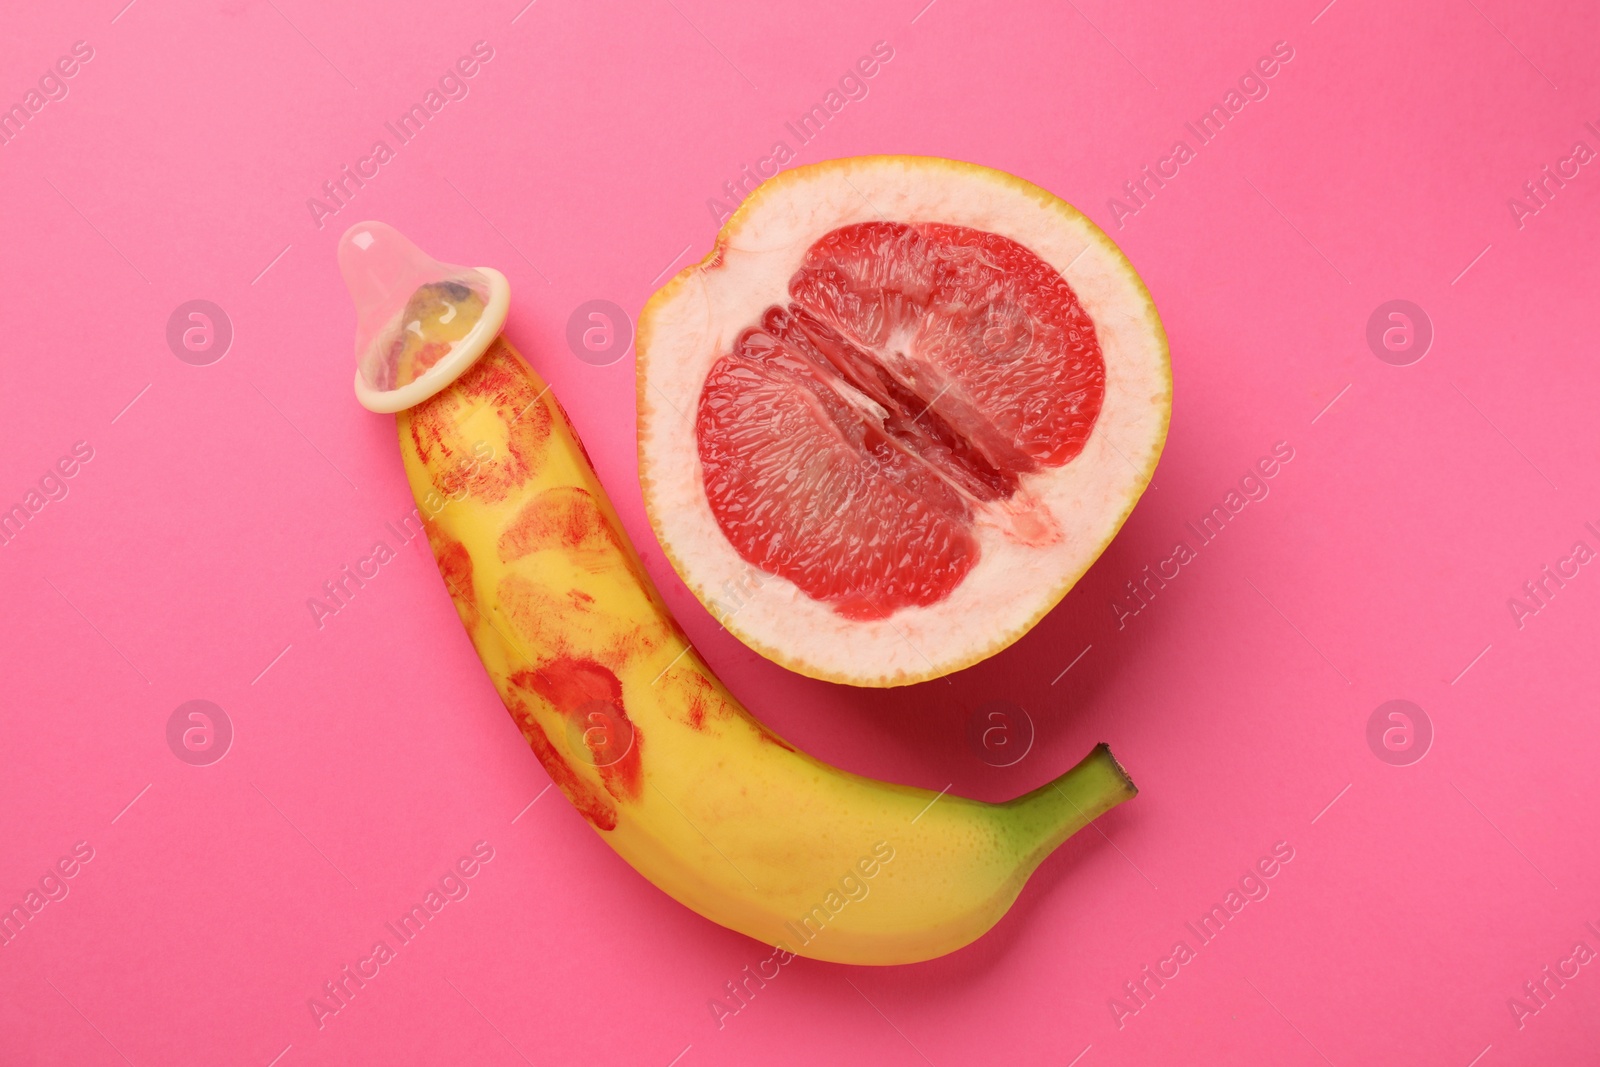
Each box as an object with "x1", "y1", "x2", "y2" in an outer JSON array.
[
  {"x1": 639, "y1": 157, "x2": 1170, "y2": 686},
  {"x1": 696, "y1": 221, "x2": 1108, "y2": 621}
]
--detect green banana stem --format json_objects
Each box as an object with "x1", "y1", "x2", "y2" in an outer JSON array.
[{"x1": 1002, "y1": 743, "x2": 1138, "y2": 874}]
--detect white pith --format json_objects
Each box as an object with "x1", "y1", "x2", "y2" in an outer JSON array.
[{"x1": 638, "y1": 157, "x2": 1170, "y2": 686}]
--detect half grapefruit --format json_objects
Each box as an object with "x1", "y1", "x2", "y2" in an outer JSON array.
[{"x1": 638, "y1": 156, "x2": 1169, "y2": 687}]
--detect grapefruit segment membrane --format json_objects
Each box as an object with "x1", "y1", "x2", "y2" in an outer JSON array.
[{"x1": 639, "y1": 157, "x2": 1170, "y2": 686}]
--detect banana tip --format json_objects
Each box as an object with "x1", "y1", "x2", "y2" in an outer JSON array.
[{"x1": 1094, "y1": 742, "x2": 1138, "y2": 798}]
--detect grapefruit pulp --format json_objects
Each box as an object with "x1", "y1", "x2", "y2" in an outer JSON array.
[{"x1": 639, "y1": 157, "x2": 1170, "y2": 686}]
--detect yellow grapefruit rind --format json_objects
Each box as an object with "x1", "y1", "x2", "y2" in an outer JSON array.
[{"x1": 637, "y1": 156, "x2": 1171, "y2": 688}]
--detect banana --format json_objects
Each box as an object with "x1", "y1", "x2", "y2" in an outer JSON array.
[{"x1": 395, "y1": 335, "x2": 1137, "y2": 966}]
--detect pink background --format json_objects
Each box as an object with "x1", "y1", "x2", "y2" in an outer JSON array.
[{"x1": 3, "y1": 0, "x2": 1598, "y2": 1064}]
